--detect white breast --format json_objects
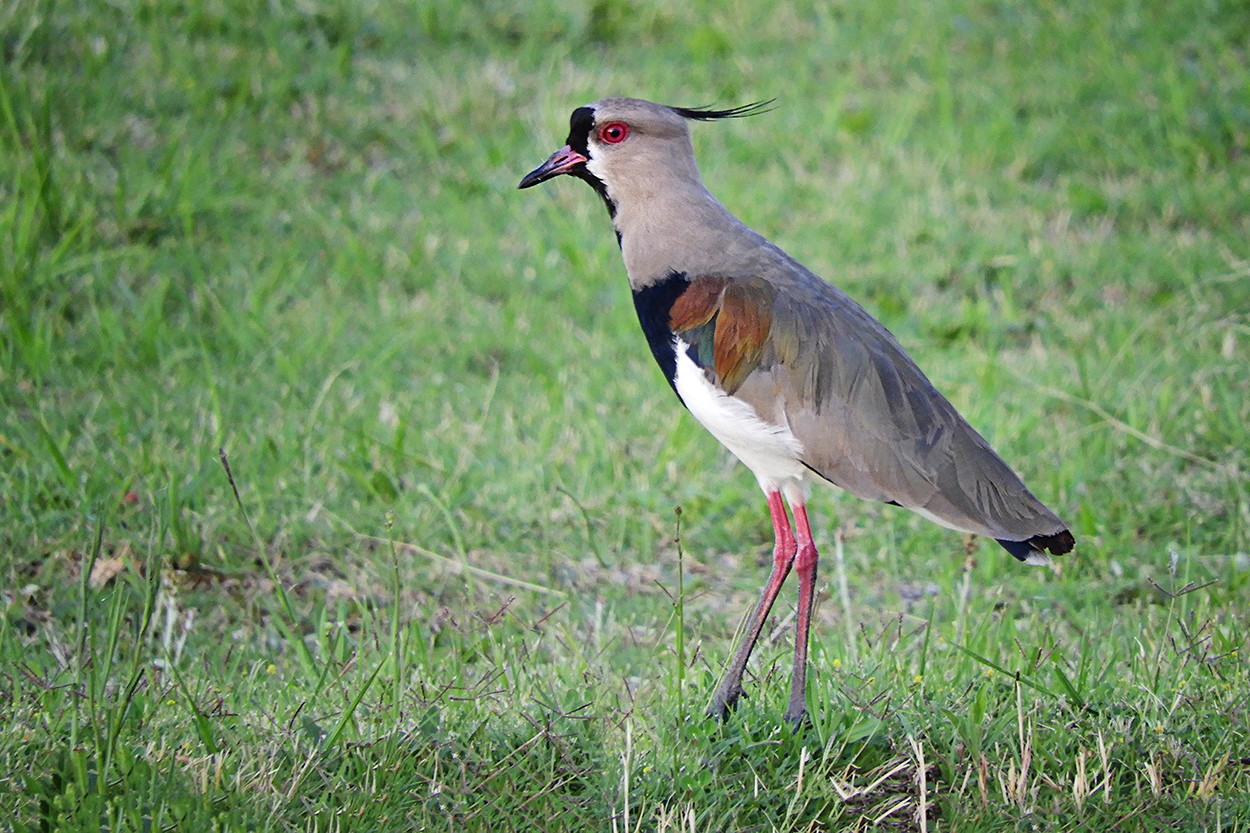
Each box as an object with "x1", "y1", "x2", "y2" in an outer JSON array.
[{"x1": 672, "y1": 338, "x2": 810, "y2": 499}]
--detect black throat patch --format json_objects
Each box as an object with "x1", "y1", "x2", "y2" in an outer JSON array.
[{"x1": 631, "y1": 270, "x2": 691, "y2": 404}]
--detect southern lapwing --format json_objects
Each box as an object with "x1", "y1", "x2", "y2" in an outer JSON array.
[{"x1": 519, "y1": 97, "x2": 1075, "y2": 726}]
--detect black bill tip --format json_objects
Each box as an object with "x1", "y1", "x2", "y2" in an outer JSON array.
[{"x1": 518, "y1": 145, "x2": 589, "y2": 189}]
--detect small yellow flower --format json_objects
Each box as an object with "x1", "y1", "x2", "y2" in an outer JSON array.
[
  {"x1": 913, "y1": 674, "x2": 923, "y2": 684},
  {"x1": 832, "y1": 658, "x2": 842, "y2": 669},
  {"x1": 267, "y1": 663, "x2": 277, "y2": 675}
]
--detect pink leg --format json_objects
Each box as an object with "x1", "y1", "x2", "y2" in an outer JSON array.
[
  {"x1": 709, "y1": 490, "x2": 796, "y2": 719},
  {"x1": 784, "y1": 501, "x2": 820, "y2": 726}
]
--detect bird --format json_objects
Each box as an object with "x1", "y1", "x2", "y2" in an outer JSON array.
[{"x1": 519, "y1": 97, "x2": 1075, "y2": 727}]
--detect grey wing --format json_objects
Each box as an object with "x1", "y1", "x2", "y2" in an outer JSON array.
[{"x1": 744, "y1": 282, "x2": 1067, "y2": 542}]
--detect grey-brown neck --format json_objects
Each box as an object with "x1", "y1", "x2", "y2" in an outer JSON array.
[
  {"x1": 614, "y1": 180, "x2": 768, "y2": 290},
  {"x1": 576, "y1": 104, "x2": 758, "y2": 288}
]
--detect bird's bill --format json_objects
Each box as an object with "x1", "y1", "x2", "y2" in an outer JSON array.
[{"x1": 518, "y1": 145, "x2": 589, "y2": 189}]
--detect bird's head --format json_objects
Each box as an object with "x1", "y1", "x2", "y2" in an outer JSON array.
[{"x1": 519, "y1": 97, "x2": 773, "y2": 218}]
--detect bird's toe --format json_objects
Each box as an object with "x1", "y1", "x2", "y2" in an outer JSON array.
[{"x1": 783, "y1": 706, "x2": 810, "y2": 731}]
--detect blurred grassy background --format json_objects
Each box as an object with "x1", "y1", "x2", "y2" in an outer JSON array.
[{"x1": 2, "y1": 0, "x2": 1248, "y2": 830}]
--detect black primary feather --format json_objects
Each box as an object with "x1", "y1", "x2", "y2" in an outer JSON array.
[
  {"x1": 671, "y1": 100, "x2": 776, "y2": 121},
  {"x1": 996, "y1": 529, "x2": 1076, "y2": 561}
]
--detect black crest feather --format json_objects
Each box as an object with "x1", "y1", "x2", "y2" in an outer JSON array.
[{"x1": 670, "y1": 99, "x2": 776, "y2": 121}]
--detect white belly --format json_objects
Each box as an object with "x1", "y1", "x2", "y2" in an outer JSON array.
[{"x1": 672, "y1": 339, "x2": 810, "y2": 499}]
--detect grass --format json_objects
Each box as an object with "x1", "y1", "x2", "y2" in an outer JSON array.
[{"x1": 2, "y1": 0, "x2": 1248, "y2": 829}]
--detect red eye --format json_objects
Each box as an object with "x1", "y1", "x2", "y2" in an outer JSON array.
[{"x1": 598, "y1": 122, "x2": 629, "y2": 144}]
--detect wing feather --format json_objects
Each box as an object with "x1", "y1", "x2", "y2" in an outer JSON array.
[
  {"x1": 659, "y1": 265, "x2": 1068, "y2": 546},
  {"x1": 669, "y1": 275, "x2": 775, "y2": 395}
]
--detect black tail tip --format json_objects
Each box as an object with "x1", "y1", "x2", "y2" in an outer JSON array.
[{"x1": 997, "y1": 529, "x2": 1076, "y2": 562}]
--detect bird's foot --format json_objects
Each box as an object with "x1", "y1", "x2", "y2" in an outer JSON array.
[
  {"x1": 706, "y1": 687, "x2": 745, "y2": 721},
  {"x1": 783, "y1": 705, "x2": 810, "y2": 731}
]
